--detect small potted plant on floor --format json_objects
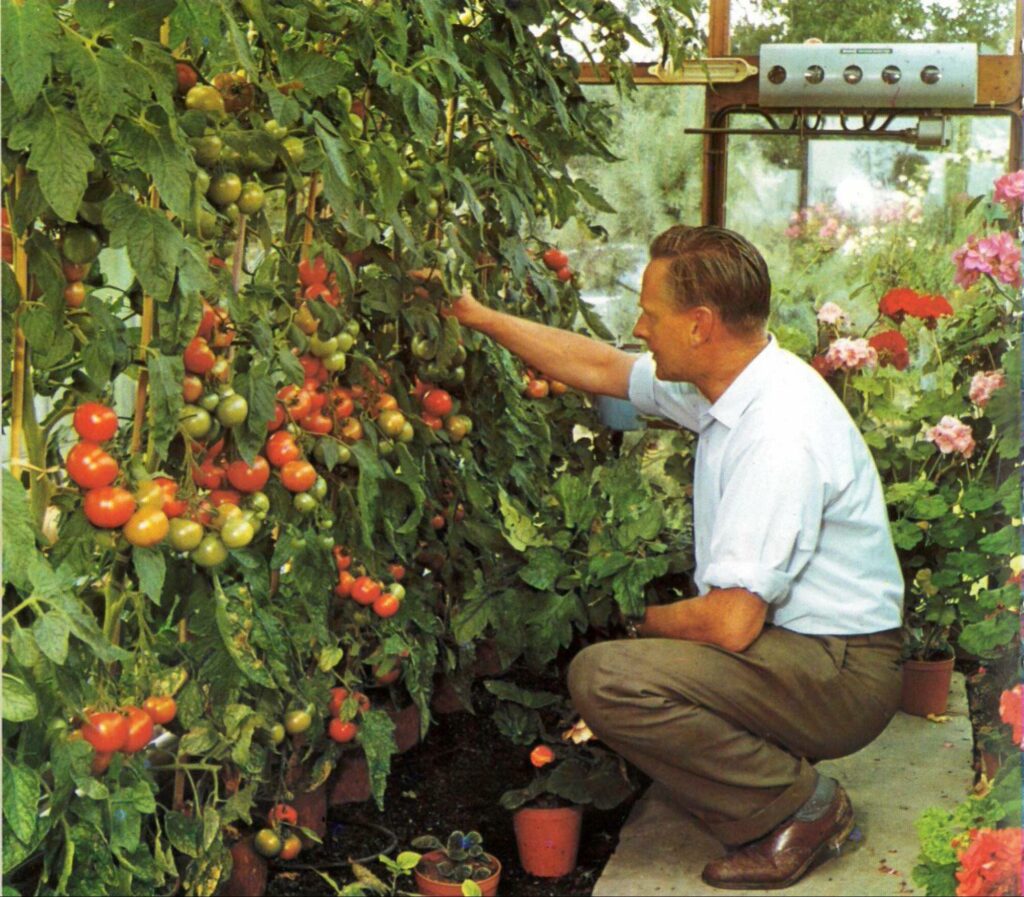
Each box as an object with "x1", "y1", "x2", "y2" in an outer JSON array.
[
  {"x1": 900, "y1": 569, "x2": 957, "y2": 717},
  {"x1": 410, "y1": 830, "x2": 502, "y2": 897},
  {"x1": 500, "y1": 718, "x2": 636, "y2": 878}
]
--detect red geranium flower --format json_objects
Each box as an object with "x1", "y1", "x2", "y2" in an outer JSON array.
[
  {"x1": 954, "y1": 827, "x2": 1023, "y2": 896},
  {"x1": 878, "y1": 287, "x2": 919, "y2": 323},
  {"x1": 878, "y1": 288, "x2": 953, "y2": 328},
  {"x1": 868, "y1": 330, "x2": 910, "y2": 370},
  {"x1": 998, "y1": 684, "x2": 1023, "y2": 748}
]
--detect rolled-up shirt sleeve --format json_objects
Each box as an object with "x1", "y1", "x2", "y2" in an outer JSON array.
[
  {"x1": 627, "y1": 354, "x2": 706, "y2": 431},
  {"x1": 702, "y1": 437, "x2": 825, "y2": 604}
]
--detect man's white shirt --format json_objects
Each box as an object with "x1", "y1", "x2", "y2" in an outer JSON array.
[{"x1": 627, "y1": 336, "x2": 904, "y2": 636}]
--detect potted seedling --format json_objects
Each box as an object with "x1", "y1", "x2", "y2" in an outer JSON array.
[
  {"x1": 900, "y1": 569, "x2": 957, "y2": 716},
  {"x1": 500, "y1": 718, "x2": 636, "y2": 878},
  {"x1": 410, "y1": 830, "x2": 502, "y2": 897}
]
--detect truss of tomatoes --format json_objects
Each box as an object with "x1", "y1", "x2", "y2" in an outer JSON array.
[
  {"x1": 74, "y1": 696, "x2": 176, "y2": 775},
  {"x1": 332, "y1": 545, "x2": 406, "y2": 619}
]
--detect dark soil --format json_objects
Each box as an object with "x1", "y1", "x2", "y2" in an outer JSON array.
[
  {"x1": 266, "y1": 683, "x2": 638, "y2": 897},
  {"x1": 959, "y1": 647, "x2": 1019, "y2": 775}
]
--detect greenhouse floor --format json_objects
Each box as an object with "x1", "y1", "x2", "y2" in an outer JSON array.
[{"x1": 593, "y1": 674, "x2": 971, "y2": 897}]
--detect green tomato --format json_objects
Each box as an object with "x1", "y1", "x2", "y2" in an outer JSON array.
[
  {"x1": 309, "y1": 334, "x2": 339, "y2": 358},
  {"x1": 398, "y1": 421, "x2": 415, "y2": 443},
  {"x1": 180, "y1": 405, "x2": 213, "y2": 439},
  {"x1": 282, "y1": 136, "x2": 306, "y2": 164},
  {"x1": 427, "y1": 181, "x2": 446, "y2": 199},
  {"x1": 192, "y1": 135, "x2": 223, "y2": 167},
  {"x1": 216, "y1": 394, "x2": 249, "y2": 427},
  {"x1": 236, "y1": 182, "x2": 265, "y2": 216},
  {"x1": 191, "y1": 534, "x2": 229, "y2": 568},
  {"x1": 293, "y1": 492, "x2": 317, "y2": 514},
  {"x1": 453, "y1": 344, "x2": 468, "y2": 365},
  {"x1": 317, "y1": 533, "x2": 335, "y2": 551},
  {"x1": 424, "y1": 199, "x2": 440, "y2": 218},
  {"x1": 185, "y1": 84, "x2": 225, "y2": 115},
  {"x1": 263, "y1": 119, "x2": 288, "y2": 140},
  {"x1": 194, "y1": 168, "x2": 212, "y2": 195},
  {"x1": 194, "y1": 209, "x2": 219, "y2": 240},
  {"x1": 62, "y1": 226, "x2": 102, "y2": 265},
  {"x1": 284, "y1": 709, "x2": 312, "y2": 735},
  {"x1": 336, "y1": 444, "x2": 352, "y2": 465},
  {"x1": 390, "y1": 583, "x2": 407, "y2": 600},
  {"x1": 411, "y1": 334, "x2": 436, "y2": 360},
  {"x1": 310, "y1": 477, "x2": 328, "y2": 500},
  {"x1": 224, "y1": 202, "x2": 240, "y2": 224},
  {"x1": 269, "y1": 723, "x2": 286, "y2": 745},
  {"x1": 208, "y1": 173, "x2": 243, "y2": 207},
  {"x1": 378, "y1": 439, "x2": 394, "y2": 457},
  {"x1": 344, "y1": 319, "x2": 361, "y2": 337},
  {"x1": 169, "y1": 518, "x2": 204, "y2": 552},
  {"x1": 199, "y1": 392, "x2": 221, "y2": 412},
  {"x1": 221, "y1": 517, "x2": 255, "y2": 549},
  {"x1": 249, "y1": 491, "x2": 270, "y2": 514},
  {"x1": 335, "y1": 332, "x2": 356, "y2": 352},
  {"x1": 254, "y1": 829, "x2": 282, "y2": 858},
  {"x1": 322, "y1": 350, "x2": 347, "y2": 373},
  {"x1": 216, "y1": 383, "x2": 236, "y2": 398}
]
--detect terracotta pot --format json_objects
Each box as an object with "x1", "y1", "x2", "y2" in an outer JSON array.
[
  {"x1": 980, "y1": 750, "x2": 1003, "y2": 779},
  {"x1": 328, "y1": 753, "x2": 371, "y2": 806},
  {"x1": 513, "y1": 804, "x2": 583, "y2": 878},
  {"x1": 471, "y1": 639, "x2": 505, "y2": 677},
  {"x1": 222, "y1": 836, "x2": 268, "y2": 897},
  {"x1": 292, "y1": 783, "x2": 327, "y2": 847},
  {"x1": 413, "y1": 850, "x2": 502, "y2": 897},
  {"x1": 388, "y1": 702, "x2": 421, "y2": 754},
  {"x1": 900, "y1": 654, "x2": 955, "y2": 717}
]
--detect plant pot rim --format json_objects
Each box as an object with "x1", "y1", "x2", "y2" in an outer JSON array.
[
  {"x1": 415, "y1": 849, "x2": 502, "y2": 886},
  {"x1": 514, "y1": 801, "x2": 584, "y2": 815},
  {"x1": 904, "y1": 651, "x2": 955, "y2": 666}
]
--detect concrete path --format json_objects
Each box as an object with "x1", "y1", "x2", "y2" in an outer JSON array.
[{"x1": 593, "y1": 674, "x2": 972, "y2": 897}]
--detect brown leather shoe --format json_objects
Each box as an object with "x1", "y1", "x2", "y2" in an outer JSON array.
[{"x1": 701, "y1": 785, "x2": 855, "y2": 890}]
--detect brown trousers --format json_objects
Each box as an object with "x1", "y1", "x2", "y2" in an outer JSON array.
[{"x1": 567, "y1": 625, "x2": 903, "y2": 846}]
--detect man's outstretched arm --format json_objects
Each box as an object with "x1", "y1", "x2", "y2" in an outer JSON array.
[{"x1": 447, "y1": 290, "x2": 637, "y2": 399}]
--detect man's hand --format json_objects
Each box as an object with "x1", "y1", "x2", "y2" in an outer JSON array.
[{"x1": 407, "y1": 268, "x2": 487, "y2": 328}]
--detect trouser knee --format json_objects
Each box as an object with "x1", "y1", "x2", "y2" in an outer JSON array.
[{"x1": 567, "y1": 641, "x2": 640, "y2": 733}]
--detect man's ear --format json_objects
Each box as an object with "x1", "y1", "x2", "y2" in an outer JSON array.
[{"x1": 688, "y1": 305, "x2": 716, "y2": 346}]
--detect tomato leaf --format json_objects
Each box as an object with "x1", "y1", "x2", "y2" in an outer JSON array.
[
  {"x1": 232, "y1": 359, "x2": 277, "y2": 465},
  {"x1": 0, "y1": 0, "x2": 60, "y2": 113},
  {"x1": 102, "y1": 194, "x2": 184, "y2": 303},
  {"x1": 119, "y1": 116, "x2": 197, "y2": 221},
  {"x1": 483, "y1": 680, "x2": 561, "y2": 709},
  {"x1": 133, "y1": 546, "x2": 166, "y2": 604},
  {"x1": 2, "y1": 758, "x2": 41, "y2": 844},
  {"x1": 278, "y1": 48, "x2": 346, "y2": 98},
  {"x1": 74, "y1": 0, "x2": 176, "y2": 43},
  {"x1": 147, "y1": 353, "x2": 185, "y2": 465},
  {"x1": 59, "y1": 41, "x2": 132, "y2": 143},
  {"x1": 164, "y1": 811, "x2": 201, "y2": 858},
  {"x1": 6, "y1": 99, "x2": 94, "y2": 222},
  {"x1": 356, "y1": 710, "x2": 397, "y2": 810},
  {"x1": 517, "y1": 547, "x2": 565, "y2": 591},
  {"x1": 2, "y1": 470, "x2": 39, "y2": 592},
  {"x1": 1, "y1": 675, "x2": 39, "y2": 722},
  {"x1": 33, "y1": 611, "x2": 71, "y2": 666}
]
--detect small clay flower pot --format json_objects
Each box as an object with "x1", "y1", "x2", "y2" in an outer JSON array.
[
  {"x1": 292, "y1": 783, "x2": 327, "y2": 847},
  {"x1": 513, "y1": 804, "x2": 583, "y2": 878},
  {"x1": 387, "y1": 702, "x2": 421, "y2": 754},
  {"x1": 413, "y1": 850, "x2": 502, "y2": 897},
  {"x1": 222, "y1": 836, "x2": 268, "y2": 897},
  {"x1": 328, "y1": 753, "x2": 371, "y2": 806},
  {"x1": 900, "y1": 653, "x2": 955, "y2": 717},
  {"x1": 431, "y1": 676, "x2": 466, "y2": 714}
]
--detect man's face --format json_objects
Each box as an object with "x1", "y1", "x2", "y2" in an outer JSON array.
[{"x1": 632, "y1": 258, "x2": 697, "y2": 382}]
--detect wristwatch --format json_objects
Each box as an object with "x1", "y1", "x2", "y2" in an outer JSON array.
[{"x1": 624, "y1": 615, "x2": 643, "y2": 639}]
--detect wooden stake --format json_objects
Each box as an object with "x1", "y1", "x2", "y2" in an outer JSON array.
[{"x1": 10, "y1": 166, "x2": 29, "y2": 481}]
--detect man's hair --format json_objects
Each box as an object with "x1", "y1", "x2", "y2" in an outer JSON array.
[{"x1": 648, "y1": 225, "x2": 771, "y2": 335}]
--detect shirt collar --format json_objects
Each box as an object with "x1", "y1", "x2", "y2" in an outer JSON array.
[{"x1": 698, "y1": 333, "x2": 778, "y2": 431}]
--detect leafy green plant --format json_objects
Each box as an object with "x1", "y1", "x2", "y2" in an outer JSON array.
[{"x1": 410, "y1": 830, "x2": 496, "y2": 884}]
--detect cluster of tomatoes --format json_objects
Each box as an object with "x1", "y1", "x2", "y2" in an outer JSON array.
[
  {"x1": 326, "y1": 686, "x2": 371, "y2": 743},
  {"x1": 74, "y1": 695, "x2": 176, "y2": 775},
  {"x1": 253, "y1": 802, "x2": 303, "y2": 861},
  {"x1": 522, "y1": 368, "x2": 569, "y2": 400},
  {"x1": 542, "y1": 246, "x2": 573, "y2": 283},
  {"x1": 181, "y1": 299, "x2": 238, "y2": 408},
  {"x1": 333, "y1": 548, "x2": 406, "y2": 620},
  {"x1": 297, "y1": 254, "x2": 344, "y2": 308},
  {"x1": 410, "y1": 379, "x2": 473, "y2": 442}
]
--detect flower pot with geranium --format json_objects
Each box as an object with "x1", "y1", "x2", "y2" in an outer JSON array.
[{"x1": 410, "y1": 830, "x2": 502, "y2": 897}]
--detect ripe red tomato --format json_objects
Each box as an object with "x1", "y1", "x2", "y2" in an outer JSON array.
[
  {"x1": 176, "y1": 61, "x2": 199, "y2": 94},
  {"x1": 66, "y1": 442, "x2": 119, "y2": 489},
  {"x1": 372, "y1": 592, "x2": 400, "y2": 618},
  {"x1": 197, "y1": 300, "x2": 217, "y2": 339},
  {"x1": 339, "y1": 418, "x2": 363, "y2": 442},
  {"x1": 192, "y1": 459, "x2": 225, "y2": 490},
  {"x1": 420, "y1": 389, "x2": 453, "y2": 417},
  {"x1": 328, "y1": 718, "x2": 358, "y2": 743},
  {"x1": 542, "y1": 248, "x2": 569, "y2": 270},
  {"x1": 154, "y1": 477, "x2": 187, "y2": 518},
  {"x1": 64, "y1": 281, "x2": 87, "y2": 308},
  {"x1": 81, "y1": 711, "x2": 128, "y2": 753},
  {"x1": 279, "y1": 833, "x2": 302, "y2": 861},
  {"x1": 430, "y1": 513, "x2": 446, "y2": 530},
  {"x1": 525, "y1": 378, "x2": 550, "y2": 399},
  {"x1": 328, "y1": 688, "x2": 371, "y2": 717},
  {"x1": 388, "y1": 563, "x2": 406, "y2": 581},
  {"x1": 183, "y1": 337, "x2": 216, "y2": 375},
  {"x1": 182, "y1": 376, "x2": 204, "y2": 404},
  {"x1": 268, "y1": 803, "x2": 298, "y2": 826},
  {"x1": 421, "y1": 413, "x2": 444, "y2": 431},
  {"x1": 265, "y1": 431, "x2": 301, "y2": 468},
  {"x1": 374, "y1": 665, "x2": 401, "y2": 685},
  {"x1": 280, "y1": 460, "x2": 316, "y2": 492},
  {"x1": 120, "y1": 706, "x2": 155, "y2": 753},
  {"x1": 226, "y1": 456, "x2": 270, "y2": 493},
  {"x1": 62, "y1": 260, "x2": 90, "y2": 281},
  {"x1": 141, "y1": 696, "x2": 177, "y2": 725},
  {"x1": 84, "y1": 487, "x2": 136, "y2": 528},
  {"x1": 333, "y1": 547, "x2": 352, "y2": 571},
  {"x1": 123, "y1": 507, "x2": 170, "y2": 548},
  {"x1": 349, "y1": 576, "x2": 381, "y2": 606},
  {"x1": 301, "y1": 412, "x2": 333, "y2": 435},
  {"x1": 556, "y1": 266, "x2": 573, "y2": 283},
  {"x1": 277, "y1": 385, "x2": 313, "y2": 422},
  {"x1": 299, "y1": 355, "x2": 323, "y2": 381},
  {"x1": 209, "y1": 489, "x2": 242, "y2": 508},
  {"x1": 333, "y1": 394, "x2": 355, "y2": 420},
  {"x1": 91, "y1": 751, "x2": 113, "y2": 776},
  {"x1": 298, "y1": 255, "x2": 328, "y2": 286},
  {"x1": 267, "y1": 403, "x2": 286, "y2": 432},
  {"x1": 530, "y1": 745, "x2": 555, "y2": 768},
  {"x1": 334, "y1": 571, "x2": 356, "y2": 598}
]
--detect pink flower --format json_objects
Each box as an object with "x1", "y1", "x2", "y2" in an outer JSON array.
[
  {"x1": 816, "y1": 302, "x2": 847, "y2": 325},
  {"x1": 824, "y1": 337, "x2": 877, "y2": 371},
  {"x1": 999, "y1": 684, "x2": 1023, "y2": 748},
  {"x1": 953, "y1": 232, "x2": 1022, "y2": 289},
  {"x1": 925, "y1": 415, "x2": 976, "y2": 458},
  {"x1": 985, "y1": 232, "x2": 1022, "y2": 286},
  {"x1": 784, "y1": 224, "x2": 802, "y2": 239},
  {"x1": 993, "y1": 170, "x2": 1024, "y2": 211},
  {"x1": 969, "y1": 370, "x2": 1006, "y2": 407},
  {"x1": 955, "y1": 827, "x2": 1022, "y2": 896}
]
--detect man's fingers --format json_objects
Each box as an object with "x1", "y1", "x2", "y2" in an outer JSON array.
[{"x1": 407, "y1": 267, "x2": 442, "y2": 284}]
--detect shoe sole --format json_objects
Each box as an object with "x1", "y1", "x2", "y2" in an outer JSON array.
[{"x1": 700, "y1": 812, "x2": 857, "y2": 892}]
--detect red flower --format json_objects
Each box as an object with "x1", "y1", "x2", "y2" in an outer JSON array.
[
  {"x1": 868, "y1": 330, "x2": 910, "y2": 370},
  {"x1": 954, "y1": 828, "x2": 1023, "y2": 896},
  {"x1": 810, "y1": 354, "x2": 834, "y2": 378},
  {"x1": 998, "y1": 685, "x2": 1023, "y2": 748},
  {"x1": 878, "y1": 288, "x2": 953, "y2": 328}
]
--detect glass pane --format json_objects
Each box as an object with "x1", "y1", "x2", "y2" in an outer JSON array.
[
  {"x1": 729, "y1": 0, "x2": 1018, "y2": 55},
  {"x1": 724, "y1": 113, "x2": 1015, "y2": 354},
  {"x1": 551, "y1": 85, "x2": 706, "y2": 339}
]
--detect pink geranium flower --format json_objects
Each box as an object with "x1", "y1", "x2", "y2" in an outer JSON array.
[
  {"x1": 969, "y1": 370, "x2": 1006, "y2": 407},
  {"x1": 924, "y1": 416, "x2": 976, "y2": 458},
  {"x1": 993, "y1": 170, "x2": 1024, "y2": 211},
  {"x1": 824, "y1": 337, "x2": 877, "y2": 371},
  {"x1": 816, "y1": 302, "x2": 847, "y2": 325},
  {"x1": 953, "y1": 232, "x2": 1022, "y2": 289}
]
